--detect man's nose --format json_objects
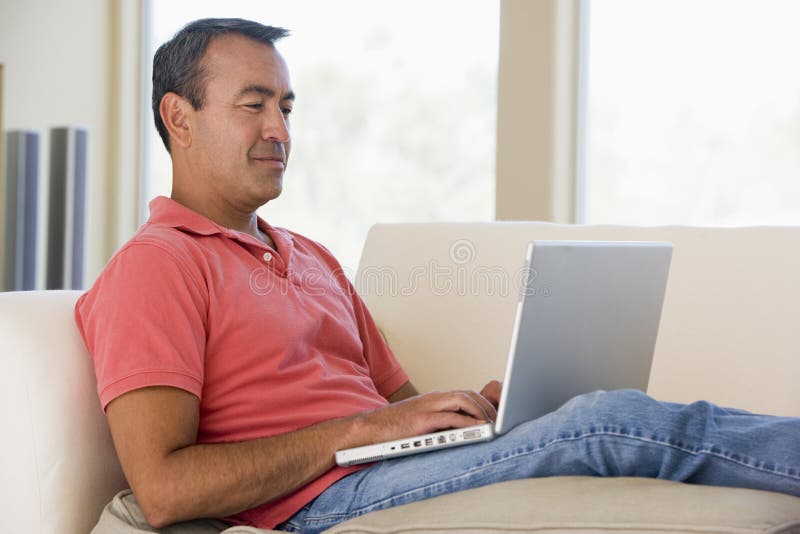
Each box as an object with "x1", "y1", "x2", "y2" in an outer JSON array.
[{"x1": 261, "y1": 106, "x2": 290, "y2": 143}]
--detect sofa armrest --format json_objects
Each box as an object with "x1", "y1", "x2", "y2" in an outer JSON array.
[{"x1": 0, "y1": 290, "x2": 127, "y2": 533}]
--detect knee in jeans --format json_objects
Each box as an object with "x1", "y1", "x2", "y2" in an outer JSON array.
[{"x1": 560, "y1": 389, "x2": 647, "y2": 418}]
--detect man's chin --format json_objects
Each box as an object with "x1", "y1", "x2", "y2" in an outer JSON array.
[
  {"x1": 240, "y1": 171, "x2": 283, "y2": 207},
  {"x1": 255, "y1": 181, "x2": 283, "y2": 205}
]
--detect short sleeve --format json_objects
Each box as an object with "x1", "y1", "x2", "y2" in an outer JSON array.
[{"x1": 75, "y1": 241, "x2": 209, "y2": 409}]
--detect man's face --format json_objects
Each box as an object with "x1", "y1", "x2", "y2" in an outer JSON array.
[{"x1": 187, "y1": 34, "x2": 294, "y2": 210}]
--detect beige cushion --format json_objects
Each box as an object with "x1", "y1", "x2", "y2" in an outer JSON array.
[
  {"x1": 357, "y1": 223, "x2": 800, "y2": 417},
  {"x1": 93, "y1": 478, "x2": 800, "y2": 534},
  {"x1": 327, "y1": 477, "x2": 800, "y2": 533},
  {"x1": 93, "y1": 490, "x2": 231, "y2": 533}
]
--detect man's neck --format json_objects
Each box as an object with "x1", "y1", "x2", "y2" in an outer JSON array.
[{"x1": 170, "y1": 190, "x2": 275, "y2": 249}]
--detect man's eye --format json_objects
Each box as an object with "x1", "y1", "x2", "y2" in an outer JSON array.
[
  {"x1": 244, "y1": 103, "x2": 263, "y2": 110},
  {"x1": 281, "y1": 107, "x2": 293, "y2": 116}
]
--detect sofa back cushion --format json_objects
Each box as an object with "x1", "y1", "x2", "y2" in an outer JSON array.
[
  {"x1": 0, "y1": 290, "x2": 126, "y2": 534},
  {"x1": 356, "y1": 223, "x2": 800, "y2": 417}
]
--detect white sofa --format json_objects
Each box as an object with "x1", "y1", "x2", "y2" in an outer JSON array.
[{"x1": 2, "y1": 222, "x2": 799, "y2": 533}]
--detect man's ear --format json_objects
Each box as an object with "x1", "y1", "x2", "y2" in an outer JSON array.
[{"x1": 160, "y1": 92, "x2": 193, "y2": 150}]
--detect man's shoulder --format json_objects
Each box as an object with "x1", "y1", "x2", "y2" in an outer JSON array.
[
  {"x1": 76, "y1": 223, "x2": 211, "y2": 326},
  {"x1": 105, "y1": 223, "x2": 210, "y2": 280},
  {"x1": 129, "y1": 221, "x2": 206, "y2": 255}
]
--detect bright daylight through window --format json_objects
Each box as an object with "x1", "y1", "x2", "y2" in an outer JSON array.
[
  {"x1": 144, "y1": 0, "x2": 499, "y2": 273},
  {"x1": 581, "y1": 0, "x2": 800, "y2": 226}
]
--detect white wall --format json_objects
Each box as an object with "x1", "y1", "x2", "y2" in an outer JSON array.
[
  {"x1": 0, "y1": 0, "x2": 112, "y2": 285},
  {"x1": 1, "y1": 0, "x2": 575, "y2": 287}
]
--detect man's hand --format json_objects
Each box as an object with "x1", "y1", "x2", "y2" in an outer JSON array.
[
  {"x1": 480, "y1": 380, "x2": 502, "y2": 407},
  {"x1": 354, "y1": 386, "x2": 499, "y2": 446}
]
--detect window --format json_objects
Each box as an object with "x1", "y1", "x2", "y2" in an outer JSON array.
[
  {"x1": 580, "y1": 0, "x2": 800, "y2": 225},
  {"x1": 143, "y1": 0, "x2": 499, "y2": 272}
]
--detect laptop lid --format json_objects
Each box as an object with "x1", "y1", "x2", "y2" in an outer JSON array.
[{"x1": 494, "y1": 240, "x2": 673, "y2": 434}]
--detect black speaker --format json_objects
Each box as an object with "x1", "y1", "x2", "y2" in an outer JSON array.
[
  {"x1": 3, "y1": 131, "x2": 40, "y2": 291},
  {"x1": 47, "y1": 127, "x2": 88, "y2": 290}
]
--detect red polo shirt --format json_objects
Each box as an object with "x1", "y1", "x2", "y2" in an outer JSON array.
[{"x1": 75, "y1": 196, "x2": 408, "y2": 528}]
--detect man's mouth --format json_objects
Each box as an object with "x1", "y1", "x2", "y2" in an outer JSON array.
[{"x1": 252, "y1": 154, "x2": 285, "y2": 165}]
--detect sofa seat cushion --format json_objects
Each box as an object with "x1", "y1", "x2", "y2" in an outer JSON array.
[{"x1": 322, "y1": 476, "x2": 800, "y2": 533}]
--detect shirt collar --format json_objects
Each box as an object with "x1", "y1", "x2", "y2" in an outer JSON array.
[{"x1": 147, "y1": 196, "x2": 294, "y2": 248}]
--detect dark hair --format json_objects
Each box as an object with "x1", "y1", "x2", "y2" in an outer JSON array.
[{"x1": 152, "y1": 18, "x2": 290, "y2": 153}]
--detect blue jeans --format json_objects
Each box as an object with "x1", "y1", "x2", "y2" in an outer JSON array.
[{"x1": 279, "y1": 390, "x2": 800, "y2": 533}]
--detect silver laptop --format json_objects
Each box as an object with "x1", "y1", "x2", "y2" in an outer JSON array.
[{"x1": 335, "y1": 240, "x2": 673, "y2": 467}]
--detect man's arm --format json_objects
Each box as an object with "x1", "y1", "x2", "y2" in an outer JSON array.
[{"x1": 107, "y1": 383, "x2": 498, "y2": 528}]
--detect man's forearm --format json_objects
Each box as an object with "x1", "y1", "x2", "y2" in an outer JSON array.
[
  {"x1": 140, "y1": 416, "x2": 360, "y2": 528},
  {"x1": 152, "y1": 381, "x2": 424, "y2": 524}
]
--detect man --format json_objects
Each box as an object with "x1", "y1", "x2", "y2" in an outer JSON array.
[{"x1": 76, "y1": 18, "x2": 799, "y2": 533}]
